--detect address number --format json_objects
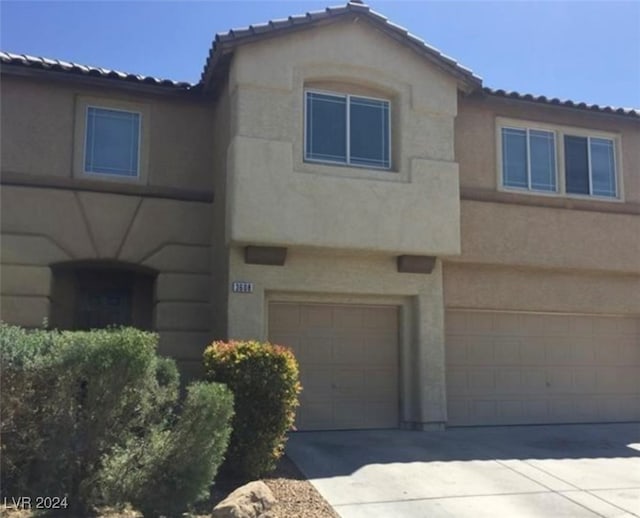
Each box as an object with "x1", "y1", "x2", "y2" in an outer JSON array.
[{"x1": 232, "y1": 281, "x2": 254, "y2": 293}]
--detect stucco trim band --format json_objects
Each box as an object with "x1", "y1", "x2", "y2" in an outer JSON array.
[{"x1": 0, "y1": 172, "x2": 214, "y2": 203}]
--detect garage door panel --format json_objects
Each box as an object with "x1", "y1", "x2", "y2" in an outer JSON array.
[
  {"x1": 573, "y1": 369, "x2": 598, "y2": 392},
  {"x1": 520, "y1": 339, "x2": 547, "y2": 364},
  {"x1": 301, "y1": 305, "x2": 334, "y2": 329},
  {"x1": 522, "y1": 370, "x2": 547, "y2": 393},
  {"x1": 332, "y1": 306, "x2": 364, "y2": 329},
  {"x1": 446, "y1": 336, "x2": 468, "y2": 364},
  {"x1": 362, "y1": 307, "x2": 398, "y2": 329},
  {"x1": 593, "y1": 316, "x2": 637, "y2": 335},
  {"x1": 570, "y1": 339, "x2": 597, "y2": 364},
  {"x1": 472, "y1": 400, "x2": 498, "y2": 421},
  {"x1": 493, "y1": 339, "x2": 521, "y2": 364},
  {"x1": 524, "y1": 400, "x2": 548, "y2": 419},
  {"x1": 304, "y1": 368, "x2": 334, "y2": 398},
  {"x1": 495, "y1": 370, "x2": 522, "y2": 394},
  {"x1": 498, "y1": 400, "x2": 528, "y2": 420},
  {"x1": 619, "y1": 341, "x2": 640, "y2": 364},
  {"x1": 447, "y1": 310, "x2": 639, "y2": 426},
  {"x1": 599, "y1": 367, "x2": 640, "y2": 393},
  {"x1": 545, "y1": 339, "x2": 574, "y2": 365},
  {"x1": 547, "y1": 368, "x2": 574, "y2": 392},
  {"x1": 364, "y1": 369, "x2": 397, "y2": 396},
  {"x1": 366, "y1": 335, "x2": 397, "y2": 364},
  {"x1": 269, "y1": 302, "x2": 398, "y2": 430},
  {"x1": 333, "y1": 369, "x2": 365, "y2": 397},
  {"x1": 334, "y1": 401, "x2": 367, "y2": 428},
  {"x1": 333, "y1": 337, "x2": 363, "y2": 364},
  {"x1": 468, "y1": 370, "x2": 495, "y2": 392},
  {"x1": 269, "y1": 305, "x2": 301, "y2": 331},
  {"x1": 467, "y1": 338, "x2": 494, "y2": 363},
  {"x1": 447, "y1": 370, "x2": 468, "y2": 395},
  {"x1": 365, "y1": 402, "x2": 398, "y2": 428},
  {"x1": 303, "y1": 336, "x2": 333, "y2": 364},
  {"x1": 302, "y1": 401, "x2": 334, "y2": 430}
]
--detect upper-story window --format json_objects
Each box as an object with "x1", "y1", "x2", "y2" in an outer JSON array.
[
  {"x1": 305, "y1": 91, "x2": 391, "y2": 169},
  {"x1": 564, "y1": 135, "x2": 616, "y2": 197},
  {"x1": 499, "y1": 119, "x2": 620, "y2": 199},
  {"x1": 84, "y1": 106, "x2": 141, "y2": 177},
  {"x1": 73, "y1": 97, "x2": 149, "y2": 183},
  {"x1": 502, "y1": 127, "x2": 557, "y2": 192}
]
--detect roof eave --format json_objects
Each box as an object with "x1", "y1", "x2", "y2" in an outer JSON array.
[
  {"x1": 481, "y1": 87, "x2": 640, "y2": 120},
  {"x1": 1, "y1": 64, "x2": 200, "y2": 97},
  {"x1": 201, "y1": 6, "x2": 482, "y2": 95}
]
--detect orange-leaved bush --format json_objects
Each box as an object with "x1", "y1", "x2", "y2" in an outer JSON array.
[{"x1": 203, "y1": 340, "x2": 301, "y2": 480}]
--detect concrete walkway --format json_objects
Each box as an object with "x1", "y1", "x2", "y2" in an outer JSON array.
[{"x1": 287, "y1": 423, "x2": 640, "y2": 518}]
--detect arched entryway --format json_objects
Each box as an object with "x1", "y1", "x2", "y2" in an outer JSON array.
[{"x1": 50, "y1": 261, "x2": 157, "y2": 330}]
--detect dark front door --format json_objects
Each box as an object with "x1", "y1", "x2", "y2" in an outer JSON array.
[{"x1": 75, "y1": 270, "x2": 134, "y2": 330}]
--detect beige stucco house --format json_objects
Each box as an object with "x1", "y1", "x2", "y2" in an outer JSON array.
[{"x1": 2, "y1": 2, "x2": 639, "y2": 430}]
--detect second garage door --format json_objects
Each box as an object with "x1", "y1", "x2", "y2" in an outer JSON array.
[
  {"x1": 446, "y1": 310, "x2": 640, "y2": 426},
  {"x1": 268, "y1": 302, "x2": 399, "y2": 430}
]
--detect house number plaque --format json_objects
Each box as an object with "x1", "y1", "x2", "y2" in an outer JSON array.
[{"x1": 232, "y1": 281, "x2": 254, "y2": 294}]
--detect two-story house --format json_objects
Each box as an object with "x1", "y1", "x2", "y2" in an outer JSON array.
[{"x1": 2, "y1": 2, "x2": 638, "y2": 431}]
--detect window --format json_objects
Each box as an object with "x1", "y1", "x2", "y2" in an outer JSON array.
[
  {"x1": 499, "y1": 120, "x2": 619, "y2": 199},
  {"x1": 84, "y1": 106, "x2": 141, "y2": 177},
  {"x1": 305, "y1": 91, "x2": 390, "y2": 169},
  {"x1": 502, "y1": 127, "x2": 556, "y2": 192},
  {"x1": 565, "y1": 136, "x2": 616, "y2": 197}
]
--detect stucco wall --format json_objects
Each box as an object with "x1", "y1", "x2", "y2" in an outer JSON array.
[
  {"x1": 450, "y1": 94, "x2": 640, "y2": 315},
  {"x1": 0, "y1": 186, "x2": 213, "y2": 376},
  {"x1": 444, "y1": 263, "x2": 640, "y2": 315},
  {"x1": 456, "y1": 199, "x2": 640, "y2": 274},
  {"x1": 1, "y1": 76, "x2": 215, "y2": 191},
  {"x1": 225, "y1": 19, "x2": 462, "y2": 255}
]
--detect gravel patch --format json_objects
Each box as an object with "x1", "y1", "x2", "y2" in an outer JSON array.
[{"x1": 263, "y1": 455, "x2": 339, "y2": 518}]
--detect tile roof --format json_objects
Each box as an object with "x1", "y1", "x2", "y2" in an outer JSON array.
[
  {"x1": 200, "y1": 1, "x2": 482, "y2": 90},
  {"x1": 484, "y1": 87, "x2": 639, "y2": 119},
  {"x1": 2, "y1": 1, "x2": 637, "y2": 119},
  {"x1": 0, "y1": 51, "x2": 193, "y2": 90}
]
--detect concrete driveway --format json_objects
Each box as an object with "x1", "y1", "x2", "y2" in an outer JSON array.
[{"x1": 287, "y1": 423, "x2": 640, "y2": 518}]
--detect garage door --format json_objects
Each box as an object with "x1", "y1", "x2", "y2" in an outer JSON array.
[
  {"x1": 446, "y1": 310, "x2": 640, "y2": 426},
  {"x1": 268, "y1": 302, "x2": 399, "y2": 430}
]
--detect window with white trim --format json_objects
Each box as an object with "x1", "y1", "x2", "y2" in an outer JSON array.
[
  {"x1": 564, "y1": 135, "x2": 616, "y2": 197},
  {"x1": 84, "y1": 106, "x2": 141, "y2": 177},
  {"x1": 502, "y1": 127, "x2": 556, "y2": 192},
  {"x1": 305, "y1": 91, "x2": 391, "y2": 169},
  {"x1": 499, "y1": 121, "x2": 619, "y2": 199}
]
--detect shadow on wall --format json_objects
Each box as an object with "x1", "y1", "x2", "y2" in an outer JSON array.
[
  {"x1": 49, "y1": 260, "x2": 157, "y2": 331},
  {"x1": 286, "y1": 422, "x2": 640, "y2": 479}
]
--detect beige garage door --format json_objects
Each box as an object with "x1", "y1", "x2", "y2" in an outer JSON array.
[
  {"x1": 268, "y1": 302, "x2": 399, "y2": 430},
  {"x1": 446, "y1": 310, "x2": 640, "y2": 426}
]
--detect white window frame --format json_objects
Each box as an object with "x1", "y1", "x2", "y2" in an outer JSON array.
[
  {"x1": 73, "y1": 96, "x2": 150, "y2": 184},
  {"x1": 565, "y1": 134, "x2": 618, "y2": 198},
  {"x1": 304, "y1": 89, "x2": 392, "y2": 170},
  {"x1": 83, "y1": 105, "x2": 143, "y2": 179},
  {"x1": 496, "y1": 117, "x2": 623, "y2": 202},
  {"x1": 501, "y1": 126, "x2": 558, "y2": 193}
]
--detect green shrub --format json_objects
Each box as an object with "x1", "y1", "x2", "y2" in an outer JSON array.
[
  {"x1": 99, "y1": 382, "x2": 233, "y2": 517},
  {"x1": 0, "y1": 324, "x2": 234, "y2": 516},
  {"x1": 203, "y1": 340, "x2": 301, "y2": 480}
]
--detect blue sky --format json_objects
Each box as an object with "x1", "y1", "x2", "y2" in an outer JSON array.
[{"x1": 2, "y1": 1, "x2": 639, "y2": 108}]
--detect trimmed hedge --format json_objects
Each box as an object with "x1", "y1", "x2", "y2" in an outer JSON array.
[
  {"x1": 0, "y1": 324, "x2": 233, "y2": 516},
  {"x1": 203, "y1": 340, "x2": 302, "y2": 481}
]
